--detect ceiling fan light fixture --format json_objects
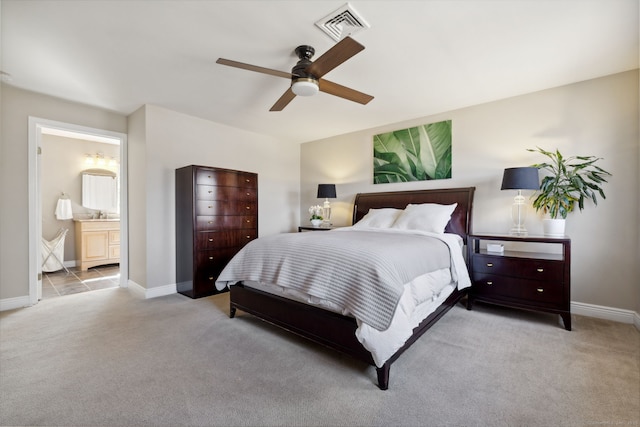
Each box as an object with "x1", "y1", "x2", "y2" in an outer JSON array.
[{"x1": 291, "y1": 78, "x2": 319, "y2": 96}]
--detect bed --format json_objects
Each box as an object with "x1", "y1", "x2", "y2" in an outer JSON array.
[{"x1": 216, "y1": 187, "x2": 475, "y2": 389}]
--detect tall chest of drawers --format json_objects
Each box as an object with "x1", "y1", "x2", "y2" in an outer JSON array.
[
  {"x1": 175, "y1": 165, "x2": 258, "y2": 298},
  {"x1": 467, "y1": 234, "x2": 571, "y2": 330}
]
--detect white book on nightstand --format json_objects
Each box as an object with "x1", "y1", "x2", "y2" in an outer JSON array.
[{"x1": 486, "y1": 243, "x2": 504, "y2": 253}]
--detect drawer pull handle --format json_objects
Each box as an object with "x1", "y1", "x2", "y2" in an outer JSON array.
[
  {"x1": 208, "y1": 190, "x2": 212, "y2": 194},
  {"x1": 208, "y1": 221, "x2": 213, "y2": 224},
  {"x1": 246, "y1": 192, "x2": 250, "y2": 196},
  {"x1": 246, "y1": 206, "x2": 250, "y2": 210},
  {"x1": 209, "y1": 256, "x2": 213, "y2": 260},
  {"x1": 486, "y1": 263, "x2": 493, "y2": 267},
  {"x1": 208, "y1": 238, "x2": 213, "y2": 242},
  {"x1": 536, "y1": 268, "x2": 544, "y2": 272},
  {"x1": 537, "y1": 288, "x2": 544, "y2": 293},
  {"x1": 486, "y1": 281, "x2": 493, "y2": 285},
  {"x1": 246, "y1": 179, "x2": 250, "y2": 182},
  {"x1": 207, "y1": 175, "x2": 211, "y2": 178},
  {"x1": 246, "y1": 220, "x2": 251, "y2": 223},
  {"x1": 208, "y1": 205, "x2": 212, "y2": 209},
  {"x1": 246, "y1": 235, "x2": 251, "y2": 239},
  {"x1": 208, "y1": 277, "x2": 214, "y2": 281}
]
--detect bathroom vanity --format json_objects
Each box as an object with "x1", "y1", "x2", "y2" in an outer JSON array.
[{"x1": 74, "y1": 219, "x2": 120, "y2": 271}]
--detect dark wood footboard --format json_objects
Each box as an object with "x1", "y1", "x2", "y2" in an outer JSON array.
[{"x1": 230, "y1": 282, "x2": 467, "y2": 389}]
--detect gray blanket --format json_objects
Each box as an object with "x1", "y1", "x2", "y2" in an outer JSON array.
[{"x1": 216, "y1": 230, "x2": 451, "y2": 331}]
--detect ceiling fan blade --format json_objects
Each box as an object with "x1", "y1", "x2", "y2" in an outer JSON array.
[
  {"x1": 319, "y1": 79, "x2": 374, "y2": 105},
  {"x1": 306, "y1": 36, "x2": 365, "y2": 78},
  {"x1": 216, "y1": 58, "x2": 293, "y2": 79},
  {"x1": 270, "y1": 87, "x2": 296, "y2": 111}
]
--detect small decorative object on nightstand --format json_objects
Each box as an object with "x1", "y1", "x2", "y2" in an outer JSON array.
[{"x1": 467, "y1": 233, "x2": 571, "y2": 330}]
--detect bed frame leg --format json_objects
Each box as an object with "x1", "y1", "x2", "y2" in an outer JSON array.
[
  {"x1": 376, "y1": 363, "x2": 390, "y2": 390},
  {"x1": 230, "y1": 306, "x2": 236, "y2": 318}
]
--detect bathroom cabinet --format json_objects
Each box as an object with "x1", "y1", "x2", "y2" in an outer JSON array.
[
  {"x1": 74, "y1": 219, "x2": 120, "y2": 271},
  {"x1": 175, "y1": 165, "x2": 258, "y2": 298}
]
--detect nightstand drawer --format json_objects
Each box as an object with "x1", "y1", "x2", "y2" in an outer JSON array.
[
  {"x1": 473, "y1": 254, "x2": 564, "y2": 281},
  {"x1": 472, "y1": 273, "x2": 564, "y2": 305}
]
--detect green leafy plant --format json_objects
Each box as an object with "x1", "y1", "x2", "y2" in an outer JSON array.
[
  {"x1": 373, "y1": 120, "x2": 452, "y2": 184},
  {"x1": 528, "y1": 147, "x2": 612, "y2": 219}
]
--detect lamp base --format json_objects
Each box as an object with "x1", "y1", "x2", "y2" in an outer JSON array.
[
  {"x1": 509, "y1": 191, "x2": 528, "y2": 237},
  {"x1": 509, "y1": 226, "x2": 528, "y2": 237},
  {"x1": 323, "y1": 199, "x2": 332, "y2": 225}
]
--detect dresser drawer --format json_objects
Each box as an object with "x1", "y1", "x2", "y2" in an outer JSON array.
[
  {"x1": 196, "y1": 247, "x2": 242, "y2": 267},
  {"x1": 195, "y1": 248, "x2": 242, "y2": 284},
  {"x1": 472, "y1": 273, "x2": 564, "y2": 306},
  {"x1": 195, "y1": 215, "x2": 257, "y2": 230},
  {"x1": 195, "y1": 200, "x2": 257, "y2": 217},
  {"x1": 195, "y1": 185, "x2": 257, "y2": 202},
  {"x1": 473, "y1": 254, "x2": 564, "y2": 281},
  {"x1": 195, "y1": 169, "x2": 239, "y2": 187},
  {"x1": 196, "y1": 169, "x2": 257, "y2": 189},
  {"x1": 196, "y1": 230, "x2": 257, "y2": 249}
]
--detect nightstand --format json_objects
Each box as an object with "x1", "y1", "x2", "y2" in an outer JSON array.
[
  {"x1": 467, "y1": 233, "x2": 571, "y2": 330},
  {"x1": 298, "y1": 225, "x2": 339, "y2": 232}
]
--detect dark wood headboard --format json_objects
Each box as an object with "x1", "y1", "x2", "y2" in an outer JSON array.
[{"x1": 352, "y1": 187, "x2": 475, "y2": 243}]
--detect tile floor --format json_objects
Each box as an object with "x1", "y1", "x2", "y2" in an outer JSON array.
[{"x1": 42, "y1": 264, "x2": 120, "y2": 299}]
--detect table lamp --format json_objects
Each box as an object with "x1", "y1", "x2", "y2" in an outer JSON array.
[
  {"x1": 317, "y1": 184, "x2": 336, "y2": 224},
  {"x1": 501, "y1": 167, "x2": 539, "y2": 236}
]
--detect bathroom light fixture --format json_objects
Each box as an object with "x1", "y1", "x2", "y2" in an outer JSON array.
[
  {"x1": 501, "y1": 167, "x2": 539, "y2": 236},
  {"x1": 96, "y1": 153, "x2": 106, "y2": 167},
  {"x1": 292, "y1": 78, "x2": 319, "y2": 96},
  {"x1": 84, "y1": 152, "x2": 118, "y2": 169}
]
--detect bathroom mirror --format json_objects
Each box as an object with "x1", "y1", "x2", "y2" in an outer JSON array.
[{"x1": 81, "y1": 168, "x2": 119, "y2": 213}]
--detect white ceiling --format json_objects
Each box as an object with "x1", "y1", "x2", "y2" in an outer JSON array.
[{"x1": 2, "y1": 0, "x2": 638, "y2": 143}]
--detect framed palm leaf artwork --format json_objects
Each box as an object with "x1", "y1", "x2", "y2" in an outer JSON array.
[{"x1": 373, "y1": 120, "x2": 452, "y2": 184}]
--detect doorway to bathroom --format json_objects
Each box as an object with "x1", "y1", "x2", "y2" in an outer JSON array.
[{"x1": 28, "y1": 117, "x2": 128, "y2": 305}]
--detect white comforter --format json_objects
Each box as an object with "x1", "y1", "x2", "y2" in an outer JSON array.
[
  {"x1": 217, "y1": 227, "x2": 471, "y2": 367},
  {"x1": 217, "y1": 227, "x2": 469, "y2": 331}
]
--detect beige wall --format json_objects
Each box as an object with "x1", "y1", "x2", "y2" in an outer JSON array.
[
  {"x1": 127, "y1": 106, "x2": 148, "y2": 287},
  {"x1": 0, "y1": 84, "x2": 127, "y2": 300},
  {"x1": 128, "y1": 104, "x2": 300, "y2": 291},
  {"x1": 2, "y1": 73, "x2": 637, "y2": 313},
  {"x1": 301, "y1": 70, "x2": 640, "y2": 312}
]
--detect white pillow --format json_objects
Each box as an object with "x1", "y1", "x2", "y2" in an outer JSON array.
[
  {"x1": 352, "y1": 208, "x2": 403, "y2": 229},
  {"x1": 390, "y1": 203, "x2": 457, "y2": 234}
]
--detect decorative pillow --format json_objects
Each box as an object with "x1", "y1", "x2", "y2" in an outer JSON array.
[
  {"x1": 390, "y1": 203, "x2": 457, "y2": 234},
  {"x1": 352, "y1": 208, "x2": 403, "y2": 229}
]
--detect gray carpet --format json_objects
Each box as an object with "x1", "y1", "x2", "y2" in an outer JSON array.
[{"x1": 1, "y1": 288, "x2": 638, "y2": 426}]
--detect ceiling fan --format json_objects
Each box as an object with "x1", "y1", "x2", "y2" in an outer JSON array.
[{"x1": 216, "y1": 36, "x2": 374, "y2": 111}]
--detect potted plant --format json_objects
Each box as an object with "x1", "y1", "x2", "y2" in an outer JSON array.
[
  {"x1": 527, "y1": 147, "x2": 612, "y2": 236},
  {"x1": 308, "y1": 205, "x2": 324, "y2": 227}
]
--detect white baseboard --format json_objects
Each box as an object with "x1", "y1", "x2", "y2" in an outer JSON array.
[
  {"x1": 0, "y1": 295, "x2": 32, "y2": 312},
  {"x1": 126, "y1": 279, "x2": 176, "y2": 299},
  {"x1": 571, "y1": 301, "x2": 638, "y2": 328}
]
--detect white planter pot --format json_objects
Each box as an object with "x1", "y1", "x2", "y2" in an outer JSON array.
[
  {"x1": 310, "y1": 219, "x2": 323, "y2": 227},
  {"x1": 543, "y1": 218, "x2": 566, "y2": 237}
]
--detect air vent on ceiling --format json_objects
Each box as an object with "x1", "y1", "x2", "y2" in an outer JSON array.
[{"x1": 315, "y1": 3, "x2": 370, "y2": 42}]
